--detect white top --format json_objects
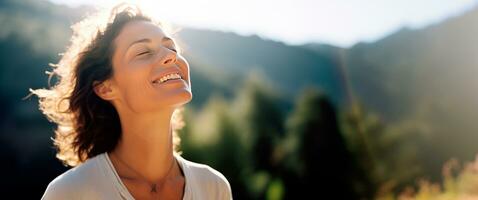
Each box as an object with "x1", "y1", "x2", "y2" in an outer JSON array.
[{"x1": 41, "y1": 153, "x2": 232, "y2": 200}]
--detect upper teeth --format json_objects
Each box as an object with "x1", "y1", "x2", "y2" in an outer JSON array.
[{"x1": 153, "y1": 73, "x2": 181, "y2": 84}]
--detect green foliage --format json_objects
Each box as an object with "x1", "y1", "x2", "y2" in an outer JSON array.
[
  {"x1": 266, "y1": 178, "x2": 285, "y2": 200},
  {"x1": 180, "y1": 79, "x2": 364, "y2": 199},
  {"x1": 341, "y1": 102, "x2": 433, "y2": 195},
  {"x1": 181, "y1": 72, "x2": 289, "y2": 199}
]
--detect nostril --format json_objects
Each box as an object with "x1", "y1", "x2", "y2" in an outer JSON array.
[{"x1": 163, "y1": 59, "x2": 172, "y2": 64}]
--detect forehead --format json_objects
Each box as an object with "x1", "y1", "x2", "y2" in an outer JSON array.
[{"x1": 114, "y1": 20, "x2": 167, "y2": 48}]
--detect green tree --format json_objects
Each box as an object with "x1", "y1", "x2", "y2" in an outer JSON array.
[
  {"x1": 341, "y1": 102, "x2": 430, "y2": 198},
  {"x1": 180, "y1": 94, "x2": 252, "y2": 199},
  {"x1": 281, "y1": 87, "x2": 361, "y2": 199},
  {"x1": 229, "y1": 72, "x2": 286, "y2": 199}
]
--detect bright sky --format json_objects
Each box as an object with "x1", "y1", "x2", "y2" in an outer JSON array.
[{"x1": 49, "y1": 0, "x2": 478, "y2": 47}]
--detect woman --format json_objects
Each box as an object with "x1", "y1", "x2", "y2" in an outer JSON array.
[{"x1": 34, "y1": 4, "x2": 232, "y2": 200}]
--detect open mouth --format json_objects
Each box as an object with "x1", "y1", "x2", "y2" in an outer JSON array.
[{"x1": 151, "y1": 72, "x2": 183, "y2": 85}]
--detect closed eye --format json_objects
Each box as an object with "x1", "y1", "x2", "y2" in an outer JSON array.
[{"x1": 136, "y1": 51, "x2": 151, "y2": 57}]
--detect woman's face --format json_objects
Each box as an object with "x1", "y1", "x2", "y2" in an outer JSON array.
[{"x1": 109, "y1": 20, "x2": 192, "y2": 113}]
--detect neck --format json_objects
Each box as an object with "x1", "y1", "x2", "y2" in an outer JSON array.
[{"x1": 111, "y1": 106, "x2": 178, "y2": 183}]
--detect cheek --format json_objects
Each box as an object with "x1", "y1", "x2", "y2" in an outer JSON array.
[
  {"x1": 116, "y1": 65, "x2": 149, "y2": 91},
  {"x1": 177, "y1": 57, "x2": 191, "y2": 83},
  {"x1": 113, "y1": 63, "x2": 154, "y2": 107}
]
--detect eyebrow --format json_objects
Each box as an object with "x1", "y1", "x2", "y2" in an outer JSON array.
[{"x1": 127, "y1": 37, "x2": 174, "y2": 50}]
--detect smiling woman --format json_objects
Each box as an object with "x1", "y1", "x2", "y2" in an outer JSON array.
[{"x1": 32, "y1": 3, "x2": 232, "y2": 200}]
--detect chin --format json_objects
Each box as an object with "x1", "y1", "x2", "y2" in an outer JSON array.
[
  {"x1": 169, "y1": 90, "x2": 193, "y2": 108},
  {"x1": 182, "y1": 90, "x2": 193, "y2": 103}
]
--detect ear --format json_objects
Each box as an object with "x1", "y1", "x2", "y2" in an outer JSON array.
[{"x1": 93, "y1": 80, "x2": 116, "y2": 101}]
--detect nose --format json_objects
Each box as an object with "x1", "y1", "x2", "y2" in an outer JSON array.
[{"x1": 158, "y1": 47, "x2": 177, "y2": 65}]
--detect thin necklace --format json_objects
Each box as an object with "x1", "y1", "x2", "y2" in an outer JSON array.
[{"x1": 111, "y1": 152, "x2": 177, "y2": 193}]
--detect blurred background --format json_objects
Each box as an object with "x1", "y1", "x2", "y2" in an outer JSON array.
[{"x1": 2, "y1": 0, "x2": 478, "y2": 199}]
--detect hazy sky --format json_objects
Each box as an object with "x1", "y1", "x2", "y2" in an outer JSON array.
[{"x1": 49, "y1": 0, "x2": 478, "y2": 47}]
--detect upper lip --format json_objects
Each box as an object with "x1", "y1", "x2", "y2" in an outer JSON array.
[{"x1": 151, "y1": 68, "x2": 184, "y2": 84}]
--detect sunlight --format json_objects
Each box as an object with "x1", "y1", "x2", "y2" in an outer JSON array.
[{"x1": 51, "y1": 0, "x2": 478, "y2": 47}]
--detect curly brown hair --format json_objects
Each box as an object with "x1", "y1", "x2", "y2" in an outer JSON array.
[{"x1": 31, "y1": 4, "x2": 184, "y2": 167}]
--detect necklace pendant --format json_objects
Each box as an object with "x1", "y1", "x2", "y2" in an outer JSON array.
[{"x1": 151, "y1": 183, "x2": 157, "y2": 193}]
